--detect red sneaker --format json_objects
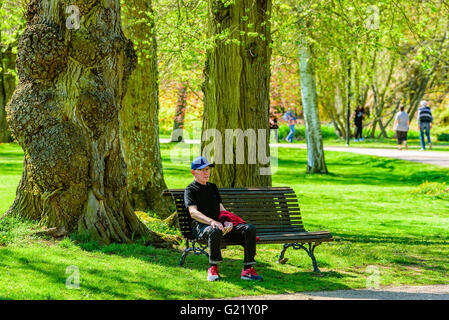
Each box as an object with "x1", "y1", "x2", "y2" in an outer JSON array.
[
  {"x1": 241, "y1": 267, "x2": 263, "y2": 281},
  {"x1": 207, "y1": 265, "x2": 220, "y2": 281}
]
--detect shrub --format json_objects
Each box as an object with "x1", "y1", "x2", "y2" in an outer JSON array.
[
  {"x1": 437, "y1": 133, "x2": 449, "y2": 142},
  {"x1": 411, "y1": 181, "x2": 449, "y2": 200},
  {"x1": 135, "y1": 211, "x2": 181, "y2": 237}
]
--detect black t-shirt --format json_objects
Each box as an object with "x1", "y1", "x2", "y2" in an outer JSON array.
[
  {"x1": 354, "y1": 110, "x2": 364, "y2": 125},
  {"x1": 184, "y1": 180, "x2": 222, "y2": 222}
]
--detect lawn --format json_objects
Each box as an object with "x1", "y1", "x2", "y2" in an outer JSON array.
[{"x1": 0, "y1": 142, "x2": 448, "y2": 299}]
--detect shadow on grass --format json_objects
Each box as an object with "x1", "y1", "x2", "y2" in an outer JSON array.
[
  {"x1": 0, "y1": 151, "x2": 24, "y2": 159},
  {"x1": 0, "y1": 243, "x2": 353, "y2": 299},
  {"x1": 0, "y1": 248, "x2": 188, "y2": 299},
  {"x1": 333, "y1": 233, "x2": 449, "y2": 246},
  {"x1": 73, "y1": 236, "x2": 357, "y2": 296},
  {"x1": 0, "y1": 162, "x2": 23, "y2": 176}
]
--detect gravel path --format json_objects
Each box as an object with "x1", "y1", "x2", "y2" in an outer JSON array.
[
  {"x1": 161, "y1": 139, "x2": 449, "y2": 168},
  {"x1": 271, "y1": 143, "x2": 449, "y2": 167},
  {"x1": 228, "y1": 284, "x2": 449, "y2": 300}
]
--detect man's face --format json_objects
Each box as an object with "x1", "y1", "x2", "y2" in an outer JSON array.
[{"x1": 191, "y1": 166, "x2": 211, "y2": 184}]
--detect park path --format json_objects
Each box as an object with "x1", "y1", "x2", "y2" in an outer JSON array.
[
  {"x1": 225, "y1": 284, "x2": 449, "y2": 300},
  {"x1": 160, "y1": 138, "x2": 449, "y2": 168},
  {"x1": 273, "y1": 143, "x2": 449, "y2": 168}
]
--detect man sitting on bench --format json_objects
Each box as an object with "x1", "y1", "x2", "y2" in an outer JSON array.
[{"x1": 184, "y1": 156, "x2": 263, "y2": 282}]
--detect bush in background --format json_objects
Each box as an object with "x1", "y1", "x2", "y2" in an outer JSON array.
[
  {"x1": 411, "y1": 181, "x2": 449, "y2": 200},
  {"x1": 438, "y1": 133, "x2": 449, "y2": 141}
]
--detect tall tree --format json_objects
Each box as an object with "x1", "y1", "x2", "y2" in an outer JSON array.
[
  {"x1": 296, "y1": 1, "x2": 327, "y2": 173},
  {"x1": 298, "y1": 44, "x2": 328, "y2": 173},
  {"x1": 120, "y1": 0, "x2": 172, "y2": 218},
  {"x1": 202, "y1": 0, "x2": 273, "y2": 187},
  {"x1": 5, "y1": 0, "x2": 172, "y2": 246}
]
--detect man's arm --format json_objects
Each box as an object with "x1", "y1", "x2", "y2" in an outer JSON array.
[{"x1": 188, "y1": 205, "x2": 224, "y2": 231}]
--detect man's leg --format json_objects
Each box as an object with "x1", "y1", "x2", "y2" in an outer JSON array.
[
  {"x1": 419, "y1": 124, "x2": 426, "y2": 150},
  {"x1": 227, "y1": 224, "x2": 257, "y2": 267},
  {"x1": 425, "y1": 123, "x2": 432, "y2": 147},
  {"x1": 192, "y1": 223, "x2": 223, "y2": 265},
  {"x1": 286, "y1": 126, "x2": 293, "y2": 142},
  {"x1": 226, "y1": 223, "x2": 263, "y2": 281},
  {"x1": 356, "y1": 125, "x2": 361, "y2": 139}
]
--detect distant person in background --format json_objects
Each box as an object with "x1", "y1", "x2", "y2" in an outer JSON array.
[
  {"x1": 353, "y1": 106, "x2": 365, "y2": 142},
  {"x1": 283, "y1": 108, "x2": 297, "y2": 143},
  {"x1": 417, "y1": 100, "x2": 433, "y2": 151},
  {"x1": 393, "y1": 105, "x2": 409, "y2": 150},
  {"x1": 269, "y1": 113, "x2": 279, "y2": 143}
]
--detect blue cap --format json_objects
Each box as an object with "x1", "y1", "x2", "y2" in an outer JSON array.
[{"x1": 191, "y1": 156, "x2": 215, "y2": 170}]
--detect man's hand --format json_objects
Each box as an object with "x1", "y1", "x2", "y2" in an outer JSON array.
[
  {"x1": 210, "y1": 220, "x2": 224, "y2": 231},
  {"x1": 223, "y1": 221, "x2": 233, "y2": 235}
]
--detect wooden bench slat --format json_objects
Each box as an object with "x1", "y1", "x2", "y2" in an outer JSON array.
[
  {"x1": 163, "y1": 187, "x2": 333, "y2": 271},
  {"x1": 225, "y1": 208, "x2": 300, "y2": 213},
  {"x1": 163, "y1": 187, "x2": 331, "y2": 242}
]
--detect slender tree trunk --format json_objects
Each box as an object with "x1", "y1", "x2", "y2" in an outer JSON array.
[
  {"x1": 202, "y1": 0, "x2": 272, "y2": 187},
  {"x1": 171, "y1": 81, "x2": 188, "y2": 142},
  {"x1": 298, "y1": 43, "x2": 328, "y2": 174},
  {"x1": 120, "y1": 0, "x2": 172, "y2": 218},
  {"x1": 0, "y1": 36, "x2": 16, "y2": 142},
  {"x1": 0, "y1": 42, "x2": 7, "y2": 142},
  {"x1": 5, "y1": 0, "x2": 173, "y2": 246}
]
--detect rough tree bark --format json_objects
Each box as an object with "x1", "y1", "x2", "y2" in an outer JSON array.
[
  {"x1": 120, "y1": 0, "x2": 173, "y2": 218},
  {"x1": 298, "y1": 43, "x2": 328, "y2": 174},
  {"x1": 202, "y1": 0, "x2": 272, "y2": 187},
  {"x1": 5, "y1": 0, "x2": 173, "y2": 246}
]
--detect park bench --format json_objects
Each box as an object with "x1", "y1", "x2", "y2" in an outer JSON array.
[{"x1": 162, "y1": 187, "x2": 333, "y2": 272}]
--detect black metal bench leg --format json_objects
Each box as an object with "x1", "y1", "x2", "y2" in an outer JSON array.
[
  {"x1": 178, "y1": 240, "x2": 209, "y2": 267},
  {"x1": 277, "y1": 243, "x2": 291, "y2": 264},
  {"x1": 277, "y1": 242, "x2": 321, "y2": 273},
  {"x1": 179, "y1": 241, "x2": 190, "y2": 267},
  {"x1": 307, "y1": 243, "x2": 321, "y2": 273}
]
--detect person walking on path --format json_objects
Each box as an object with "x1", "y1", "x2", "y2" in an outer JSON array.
[
  {"x1": 417, "y1": 100, "x2": 433, "y2": 151},
  {"x1": 393, "y1": 105, "x2": 409, "y2": 150},
  {"x1": 352, "y1": 106, "x2": 365, "y2": 142},
  {"x1": 184, "y1": 156, "x2": 263, "y2": 282},
  {"x1": 283, "y1": 108, "x2": 297, "y2": 143}
]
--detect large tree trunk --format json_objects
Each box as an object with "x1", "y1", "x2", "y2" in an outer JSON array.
[
  {"x1": 120, "y1": 0, "x2": 172, "y2": 219},
  {"x1": 202, "y1": 0, "x2": 272, "y2": 187},
  {"x1": 5, "y1": 0, "x2": 172, "y2": 246},
  {"x1": 298, "y1": 43, "x2": 328, "y2": 174}
]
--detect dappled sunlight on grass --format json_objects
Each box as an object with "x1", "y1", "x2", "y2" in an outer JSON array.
[{"x1": 0, "y1": 142, "x2": 448, "y2": 299}]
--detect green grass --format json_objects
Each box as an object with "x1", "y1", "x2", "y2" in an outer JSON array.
[
  {"x1": 0, "y1": 142, "x2": 448, "y2": 299},
  {"x1": 274, "y1": 123, "x2": 449, "y2": 151},
  {"x1": 159, "y1": 125, "x2": 449, "y2": 151}
]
